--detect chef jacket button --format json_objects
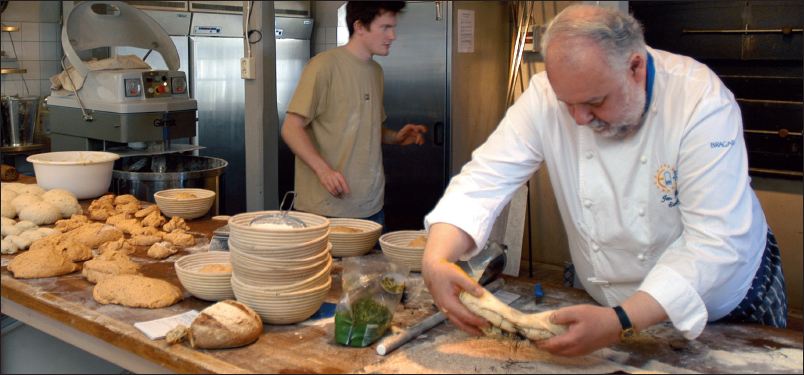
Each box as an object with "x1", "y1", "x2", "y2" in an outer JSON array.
[
  {"x1": 583, "y1": 199, "x2": 592, "y2": 208},
  {"x1": 591, "y1": 242, "x2": 600, "y2": 252},
  {"x1": 638, "y1": 253, "x2": 646, "y2": 261},
  {"x1": 640, "y1": 155, "x2": 648, "y2": 164},
  {"x1": 585, "y1": 151, "x2": 594, "y2": 159},
  {"x1": 638, "y1": 207, "x2": 646, "y2": 217}
]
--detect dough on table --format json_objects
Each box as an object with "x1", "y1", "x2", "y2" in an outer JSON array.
[
  {"x1": 1, "y1": 238, "x2": 19, "y2": 254},
  {"x1": 7, "y1": 246, "x2": 79, "y2": 279},
  {"x1": 147, "y1": 241, "x2": 178, "y2": 259},
  {"x1": 82, "y1": 249, "x2": 141, "y2": 284},
  {"x1": 1, "y1": 198, "x2": 15, "y2": 218},
  {"x1": 1, "y1": 217, "x2": 18, "y2": 237},
  {"x1": 162, "y1": 216, "x2": 189, "y2": 232},
  {"x1": 68, "y1": 223, "x2": 123, "y2": 249},
  {"x1": 105, "y1": 212, "x2": 131, "y2": 226},
  {"x1": 55, "y1": 214, "x2": 90, "y2": 232},
  {"x1": 17, "y1": 184, "x2": 45, "y2": 196},
  {"x1": 141, "y1": 211, "x2": 166, "y2": 228},
  {"x1": 11, "y1": 194, "x2": 43, "y2": 215},
  {"x1": 163, "y1": 230, "x2": 195, "y2": 248},
  {"x1": 98, "y1": 238, "x2": 136, "y2": 255},
  {"x1": 41, "y1": 190, "x2": 82, "y2": 218},
  {"x1": 18, "y1": 201, "x2": 61, "y2": 225},
  {"x1": 134, "y1": 205, "x2": 159, "y2": 218},
  {"x1": 29, "y1": 233, "x2": 92, "y2": 262},
  {"x1": 114, "y1": 218, "x2": 142, "y2": 235},
  {"x1": 93, "y1": 274, "x2": 182, "y2": 308},
  {"x1": 460, "y1": 289, "x2": 567, "y2": 341},
  {"x1": 128, "y1": 234, "x2": 163, "y2": 247},
  {"x1": 113, "y1": 194, "x2": 138, "y2": 206},
  {"x1": 114, "y1": 201, "x2": 140, "y2": 215}
]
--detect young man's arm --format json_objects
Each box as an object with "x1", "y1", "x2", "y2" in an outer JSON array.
[{"x1": 281, "y1": 112, "x2": 350, "y2": 198}]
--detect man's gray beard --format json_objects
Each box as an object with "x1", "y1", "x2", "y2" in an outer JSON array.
[{"x1": 587, "y1": 84, "x2": 647, "y2": 138}]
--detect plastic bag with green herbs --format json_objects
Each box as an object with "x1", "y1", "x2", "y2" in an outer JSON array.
[{"x1": 334, "y1": 257, "x2": 409, "y2": 347}]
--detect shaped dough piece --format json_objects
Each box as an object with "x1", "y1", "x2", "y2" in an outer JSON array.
[
  {"x1": 41, "y1": 190, "x2": 82, "y2": 218},
  {"x1": 113, "y1": 194, "x2": 138, "y2": 206},
  {"x1": 17, "y1": 184, "x2": 45, "y2": 196},
  {"x1": 28, "y1": 234, "x2": 92, "y2": 262},
  {"x1": 1, "y1": 188, "x2": 18, "y2": 202},
  {"x1": 55, "y1": 214, "x2": 89, "y2": 232},
  {"x1": 18, "y1": 201, "x2": 61, "y2": 225},
  {"x1": 460, "y1": 289, "x2": 566, "y2": 341},
  {"x1": 105, "y1": 212, "x2": 131, "y2": 226},
  {"x1": 134, "y1": 205, "x2": 159, "y2": 218},
  {"x1": 82, "y1": 249, "x2": 141, "y2": 284},
  {"x1": 141, "y1": 211, "x2": 166, "y2": 228},
  {"x1": 147, "y1": 241, "x2": 178, "y2": 259},
  {"x1": 128, "y1": 234, "x2": 163, "y2": 247},
  {"x1": 7, "y1": 246, "x2": 79, "y2": 279},
  {"x1": 114, "y1": 201, "x2": 140, "y2": 215},
  {"x1": 1, "y1": 217, "x2": 18, "y2": 237},
  {"x1": 163, "y1": 230, "x2": 195, "y2": 248},
  {"x1": 11, "y1": 194, "x2": 42, "y2": 215},
  {"x1": 98, "y1": 238, "x2": 135, "y2": 255},
  {"x1": 1, "y1": 198, "x2": 15, "y2": 218},
  {"x1": 93, "y1": 274, "x2": 182, "y2": 308},
  {"x1": 68, "y1": 223, "x2": 124, "y2": 249},
  {"x1": 162, "y1": 216, "x2": 189, "y2": 232},
  {"x1": 1, "y1": 238, "x2": 19, "y2": 254}
]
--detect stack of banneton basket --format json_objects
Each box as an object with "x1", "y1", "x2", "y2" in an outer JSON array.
[{"x1": 228, "y1": 211, "x2": 332, "y2": 324}]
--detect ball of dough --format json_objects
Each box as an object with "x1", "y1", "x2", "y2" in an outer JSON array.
[
  {"x1": 18, "y1": 201, "x2": 62, "y2": 225},
  {"x1": 20, "y1": 229, "x2": 46, "y2": 243},
  {"x1": 1, "y1": 182, "x2": 26, "y2": 193},
  {"x1": 2, "y1": 217, "x2": 18, "y2": 237},
  {"x1": 14, "y1": 220, "x2": 38, "y2": 232},
  {"x1": 41, "y1": 189, "x2": 76, "y2": 201},
  {"x1": 17, "y1": 184, "x2": 46, "y2": 196},
  {"x1": 42, "y1": 192, "x2": 82, "y2": 218},
  {"x1": 11, "y1": 194, "x2": 43, "y2": 215},
  {"x1": 1, "y1": 198, "x2": 15, "y2": 219},
  {"x1": 2, "y1": 188, "x2": 18, "y2": 202},
  {"x1": 1, "y1": 238, "x2": 19, "y2": 254},
  {"x1": 6, "y1": 234, "x2": 31, "y2": 250},
  {"x1": 36, "y1": 227, "x2": 59, "y2": 237}
]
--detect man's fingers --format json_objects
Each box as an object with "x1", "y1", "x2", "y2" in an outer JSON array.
[
  {"x1": 549, "y1": 309, "x2": 575, "y2": 325},
  {"x1": 445, "y1": 313, "x2": 485, "y2": 336}
]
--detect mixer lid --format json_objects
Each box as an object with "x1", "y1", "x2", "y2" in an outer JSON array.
[{"x1": 62, "y1": 1, "x2": 180, "y2": 79}]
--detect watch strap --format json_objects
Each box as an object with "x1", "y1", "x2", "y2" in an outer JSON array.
[{"x1": 613, "y1": 305, "x2": 635, "y2": 340}]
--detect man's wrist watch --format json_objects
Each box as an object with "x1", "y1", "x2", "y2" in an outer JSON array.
[{"x1": 613, "y1": 305, "x2": 636, "y2": 340}]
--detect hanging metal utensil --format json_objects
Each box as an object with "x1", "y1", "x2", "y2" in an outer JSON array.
[{"x1": 249, "y1": 191, "x2": 307, "y2": 228}]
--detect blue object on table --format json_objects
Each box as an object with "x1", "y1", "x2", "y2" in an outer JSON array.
[
  {"x1": 308, "y1": 302, "x2": 337, "y2": 320},
  {"x1": 533, "y1": 283, "x2": 544, "y2": 299}
]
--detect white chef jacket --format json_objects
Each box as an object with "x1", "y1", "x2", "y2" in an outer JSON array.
[{"x1": 425, "y1": 47, "x2": 768, "y2": 340}]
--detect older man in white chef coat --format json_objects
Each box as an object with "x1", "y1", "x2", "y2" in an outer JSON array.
[{"x1": 421, "y1": 4, "x2": 787, "y2": 356}]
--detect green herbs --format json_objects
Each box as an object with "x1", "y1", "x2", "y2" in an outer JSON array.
[
  {"x1": 380, "y1": 275, "x2": 405, "y2": 294},
  {"x1": 334, "y1": 297, "x2": 393, "y2": 347}
]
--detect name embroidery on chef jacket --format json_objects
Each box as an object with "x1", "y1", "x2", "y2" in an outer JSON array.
[{"x1": 655, "y1": 164, "x2": 680, "y2": 208}]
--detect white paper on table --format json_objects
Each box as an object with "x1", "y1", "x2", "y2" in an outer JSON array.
[{"x1": 134, "y1": 310, "x2": 199, "y2": 340}]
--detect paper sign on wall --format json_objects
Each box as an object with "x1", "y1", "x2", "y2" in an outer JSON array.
[{"x1": 457, "y1": 9, "x2": 475, "y2": 53}]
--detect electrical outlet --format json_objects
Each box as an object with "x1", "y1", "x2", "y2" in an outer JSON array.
[{"x1": 240, "y1": 57, "x2": 255, "y2": 79}]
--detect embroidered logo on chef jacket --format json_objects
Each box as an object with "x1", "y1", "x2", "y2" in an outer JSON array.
[{"x1": 655, "y1": 164, "x2": 679, "y2": 207}]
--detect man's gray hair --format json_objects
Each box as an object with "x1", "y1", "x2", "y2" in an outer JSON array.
[{"x1": 541, "y1": 5, "x2": 646, "y2": 70}]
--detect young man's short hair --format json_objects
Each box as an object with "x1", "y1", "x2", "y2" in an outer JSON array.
[{"x1": 346, "y1": 1, "x2": 406, "y2": 36}]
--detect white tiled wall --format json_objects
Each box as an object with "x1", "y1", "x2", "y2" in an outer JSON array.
[
  {"x1": 1, "y1": 1, "x2": 62, "y2": 97},
  {"x1": 311, "y1": 1, "x2": 347, "y2": 56}
]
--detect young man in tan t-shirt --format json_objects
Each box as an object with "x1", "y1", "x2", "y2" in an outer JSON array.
[{"x1": 281, "y1": 1, "x2": 427, "y2": 225}]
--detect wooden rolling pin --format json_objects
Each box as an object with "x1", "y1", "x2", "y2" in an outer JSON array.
[
  {"x1": 1, "y1": 164, "x2": 19, "y2": 181},
  {"x1": 376, "y1": 278, "x2": 505, "y2": 356}
]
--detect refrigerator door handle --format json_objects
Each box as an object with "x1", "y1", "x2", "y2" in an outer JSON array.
[
  {"x1": 433, "y1": 121, "x2": 444, "y2": 146},
  {"x1": 435, "y1": 1, "x2": 442, "y2": 21}
]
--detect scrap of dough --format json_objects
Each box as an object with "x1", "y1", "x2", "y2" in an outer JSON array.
[
  {"x1": 55, "y1": 214, "x2": 90, "y2": 232},
  {"x1": 162, "y1": 216, "x2": 189, "y2": 232},
  {"x1": 7, "y1": 246, "x2": 79, "y2": 278},
  {"x1": 147, "y1": 241, "x2": 178, "y2": 259},
  {"x1": 134, "y1": 205, "x2": 159, "y2": 218},
  {"x1": 68, "y1": 223, "x2": 123, "y2": 249},
  {"x1": 460, "y1": 289, "x2": 567, "y2": 341},
  {"x1": 163, "y1": 230, "x2": 195, "y2": 248},
  {"x1": 141, "y1": 211, "x2": 166, "y2": 228},
  {"x1": 93, "y1": 274, "x2": 182, "y2": 308},
  {"x1": 98, "y1": 237, "x2": 136, "y2": 255},
  {"x1": 82, "y1": 249, "x2": 141, "y2": 284}
]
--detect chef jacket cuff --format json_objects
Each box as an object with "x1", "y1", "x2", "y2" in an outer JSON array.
[
  {"x1": 424, "y1": 196, "x2": 492, "y2": 261},
  {"x1": 638, "y1": 265, "x2": 708, "y2": 340}
]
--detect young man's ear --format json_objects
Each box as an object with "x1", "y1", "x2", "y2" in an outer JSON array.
[{"x1": 353, "y1": 20, "x2": 366, "y2": 35}]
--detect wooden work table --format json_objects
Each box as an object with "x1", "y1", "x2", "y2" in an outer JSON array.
[{"x1": 1, "y1": 184, "x2": 802, "y2": 373}]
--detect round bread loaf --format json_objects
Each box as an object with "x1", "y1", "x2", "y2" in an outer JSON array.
[{"x1": 188, "y1": 300, "x2": 263, "y2": 349}]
